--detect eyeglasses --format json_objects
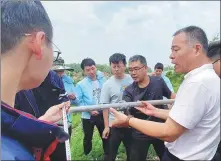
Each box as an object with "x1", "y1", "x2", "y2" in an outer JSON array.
[
  {"x1": 128, "y1": 65, "x2": 145, "y2": 73},
  {"x1": 24, "y1": 33, "x2": 61, "y2": 62},
  {"x1": 212, "y1": 59, "x2": 220, "y2": 64}
]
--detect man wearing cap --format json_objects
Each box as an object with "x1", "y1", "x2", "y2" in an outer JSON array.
[
  {"x1": 52, "y1": 57, "x2": 78, "y2": 139},
  {"x1": 52, "y1": 57, "x2": 78, "y2": 105}
]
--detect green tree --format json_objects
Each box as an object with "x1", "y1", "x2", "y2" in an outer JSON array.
[
  {"x1": 166, "y1": 70, "x2": 184, "y2": 92},
  {"x1": 148, "y1": 68, "x2": 152, "y2": 73},
  {"x1": 96, "y1": 64, "x2": 111, "y2": 74},
  {"x1": 164, "y1": 65, "x2": 174, "y2": 72},
  {"x1": 210, "y1": 33, "x2": 220, "y2": 43}
]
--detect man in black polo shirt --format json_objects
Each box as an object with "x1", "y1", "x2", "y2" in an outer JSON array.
[
  {"x1": 123, "y1": 55, "x2": 176, "y2": 161},
  {"x1": 32, "y1": 70, "x2": 71, "y2": 161},
  {"x1": 15, "y1": 70, "x2": 71, "y2": 161},
  {"x1": 208, "y1": 40, "x2": 220, "y2": 161}
]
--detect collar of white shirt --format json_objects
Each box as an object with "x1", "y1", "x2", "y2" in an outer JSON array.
[{"x1": 184, "y1": 64, "x2": 213, "y2": 79}]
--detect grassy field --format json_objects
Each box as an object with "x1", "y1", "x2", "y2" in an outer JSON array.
[{"x1": 70, "y1": 113, "x2": 158, "y2": 160}]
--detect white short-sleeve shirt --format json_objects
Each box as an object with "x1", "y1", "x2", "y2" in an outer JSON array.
[{"x1": 165, "y1": 64, "x2": 220, "y2": 160}]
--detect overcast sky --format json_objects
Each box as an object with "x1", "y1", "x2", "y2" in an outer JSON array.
[{"x1": 42, "y1": 1, "x2": 220, "y2": 69}]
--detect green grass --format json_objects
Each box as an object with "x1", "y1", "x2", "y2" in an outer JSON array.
[{"x1": 70, "y1": 113, "x2": 158, "y2": 160}]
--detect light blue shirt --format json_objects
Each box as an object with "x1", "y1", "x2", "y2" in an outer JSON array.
[
  {"x1": 162, "y1": 74, "x2": 174, "y2": 100},
  {"x1": 61, "y1": 74, "x2": 77, "y2": 123},
  {"x1": 75, "y1": 71, "x2": 106, "y2": 119}
]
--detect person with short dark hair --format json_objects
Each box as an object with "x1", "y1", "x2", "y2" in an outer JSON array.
[
  {"x1": 75, "y1": 58, "x2": 109, "y2": 159},
  {"x1": 154, "y1": 62, "x2": 174, "y2": 109},
  {"x1": 208, "y1": 40, "x2": 220, "y2": 161},
  {"x1": 109, "y1": 26, "x2": 220, "y2": 161},
  {"x1": 1, "y1": 0, "x2": 70, "y2": 160},
  {"x1": 120, "y1": 55, "x2": 176, "y2": 161},
  {"x1": 101, "y1": 53, "x2": 133, "y2": 161},
  {"x1": 154, "y1": 63, "x2": 174, "y2": 91},
  {"x1": 208, "y1": 40, "x2": 220, "y2": 77},
  {"x1": 154, "y1": 62, "x2": 164, "y2": 73}
]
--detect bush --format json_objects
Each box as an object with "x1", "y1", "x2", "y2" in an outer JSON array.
[{"x1": 166, "y1": 70, "x2": 184, "y2": 92}]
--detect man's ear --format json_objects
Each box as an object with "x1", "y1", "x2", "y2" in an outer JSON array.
[
  {"x1": 194, "y1": 44, "x2": 203, "y2": 56},
  {"x1": 29, "y1": 31, "x2": 46, "y2": 60}
]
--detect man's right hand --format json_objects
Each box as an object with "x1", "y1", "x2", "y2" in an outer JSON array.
[
  {"x1": 135, "y1": 101, "x2": 157, "y2": 116},
  {"x1": 102, "y1": 127, "x2": 110, "y2": 139},
  {"x1": 90, "y1": 110, "x2": 99, "y2": 116},
  {"x1": 68, "y1": 93, "x2": 76, "y2": 100},
  {"x1": 38, "y1": 101, "x2": 71, "y2": 123}
]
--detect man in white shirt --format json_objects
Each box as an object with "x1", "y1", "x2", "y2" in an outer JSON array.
[{"x1": 109, "y1": 26, "x2": 220, "y2": 161}]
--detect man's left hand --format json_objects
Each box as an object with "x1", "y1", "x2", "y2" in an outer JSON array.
[{"x1": 109, "y1": 108, "x2": 128, "y2": 127}]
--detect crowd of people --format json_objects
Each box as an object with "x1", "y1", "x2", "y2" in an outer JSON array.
[{"x1": 1, "y1": 1, "x2": 220, "y2": 161}]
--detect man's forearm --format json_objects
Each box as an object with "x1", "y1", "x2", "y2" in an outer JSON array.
[
  {"x1": 103, "y1": 109, "x2": 109, "y2": 128},
  {"x1": 154, "y1": 108, "x2": 170, "y2": 120},
  {"x1": 128, "y1": 117, "x2": 170, "y2": 141}
]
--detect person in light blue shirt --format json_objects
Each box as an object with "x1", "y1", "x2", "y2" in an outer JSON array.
[
  {"x1": 154, "y1": 62, "x2": 174, "y2": 93},
  {"x1": 75, "y1": 58, "x2": 108, "y2": 159},
  {"x1": 154, "y1": 63, "x2": 175, "y2": 110}
]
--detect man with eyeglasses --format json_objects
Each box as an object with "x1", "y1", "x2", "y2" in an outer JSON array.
[
  {"x1": 100, "y1": 53, "x2": 133, "y2": 161},
  {"x1": 75, "y1": 58, "x2": 109, "y2": 159},
  {"x1": 18, "y1": 54, "x2": 71, "y2": 161},
  {"x1": 208, "y1": 40, "x2": 220, "y2": 77},
  {"x1": 123, "y1": 55, "x2": 176, "y2": 161},
  {"x1": 1, "y1": 0, "x2": 70, "y2": 160},
  {"x1": 208, "y1": 40, "x2": 220, "y2": 161}
]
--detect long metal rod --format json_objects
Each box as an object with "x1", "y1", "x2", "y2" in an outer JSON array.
[{"x1": 69, "y1": 99, "x2": 175, "y2": 113}]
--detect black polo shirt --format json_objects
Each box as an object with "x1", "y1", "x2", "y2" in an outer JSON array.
[{"x1": 123, "y1": 75, "x2": 172, "y2": 140}]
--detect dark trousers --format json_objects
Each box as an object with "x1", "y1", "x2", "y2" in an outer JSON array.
[
  {"x1": 162, "y1": 148, "x2": 182, "y2": 161},
  {"x1": 213, "y1": 152, "x2": 220, "y2": 161},
  {"x1": 213, "y1": 141, "x2": 221, "y2": 161},
  {"x1": 82, "y1": 116, "x2": 109, "y2": 156},
  {"x1": 162, "y1": 148, "x2": 218, "y2": 161},
  {"x1": 130, "y1": 138, "x2": 165, "y2": 161},
  {"x1": 50, "y1": 126, "x2": 72, "y2": 161},
  {"x1": 107, "y1": 127, "x2": 131, "y2": 161}
]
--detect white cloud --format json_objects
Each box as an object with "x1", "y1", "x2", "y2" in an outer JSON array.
[{"x1": 42, "y1": 1, "x2": 220, "y2": 69}]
